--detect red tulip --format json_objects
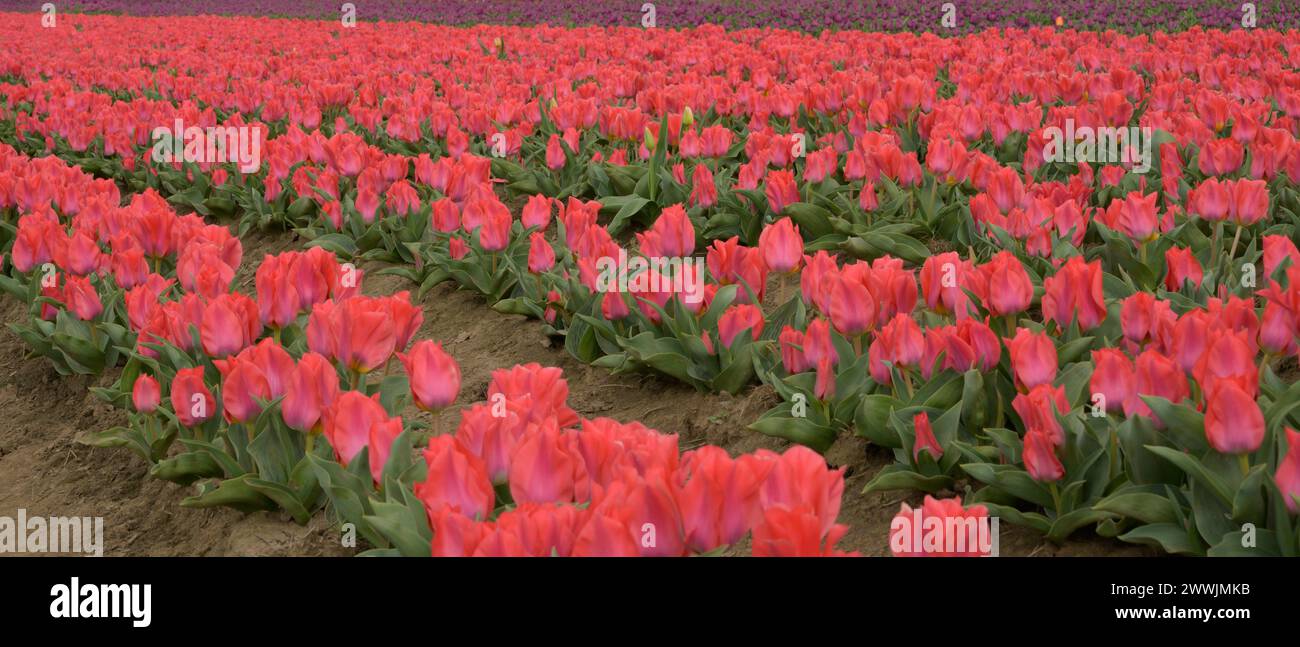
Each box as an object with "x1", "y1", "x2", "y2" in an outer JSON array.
[
  {"x1": 1163, "y1": 247, "x2": 1203, "y2": 291},
  {"x1": 1187, "y1": 177, "x2": 1231, "y2": 221},
  {"x1": 415, "y1": 435, "x2": 495, "y2": 521},
  {"x1": 545, "y1": 133, "x2": 566, "y2": 170},
  {"x1": 1204, "y1": 382, "x2": 1264, "y2": 455},
  {"x1": 912, "y1": 412, "x2": 943, "y2": 462},
  {"x1": 367, "y1": 416, "x2": 404, "y2": 483},
  {"x1": 1192, "y1": 329, "x2": 1258, "y2": 399},
  {"x1": 890, "y1": 495, "x2": 991, "y2": 557},
  {"x1": 717, "y1": 303, "x2": 764, "y2": 348},
  {"x1": 814, "y1": 357, "x2": 836, "y2": 400},
  {"x1": 801, "y1": 318, "x2": 836, "y2": 367},
  {"x1": 132, "y1": 374, "x2": 161, "y2": 413},
  {"x1": 1230, "y1": 178, "x2": 1269, "y2": 225},
  {"x1": 321, "y1": 391, "x2": 389, "y2": 467},
  {"x1": 920, "y1": 252, "x2": 972, "y2": 317},
  {"x1": 1041, "y1": 256, "x2": 1107, "y2": 331},
  {"x1": 215, "y1": 355, "x2": 271, "y2": 424},
  {"x1": 779, "y1": 326, "x2": 810, "y2": 373},
  {"x1": 1106, "y1": 190, "x2": 1160, "y2": 242},
  {"x1": 527, "y1": 232, "x2": 555, "y2": 273},
  {"x1": 520, "y1": 194, "x2": 551, "y2": 230},
  {"x1": 61, "y1": 275, "x2": 103, "y2": 321},
  {"x1": 281, "y1": 352, "x2": 340, "y2": 433},
  {"x1": 758, "y1": 218, "x2": 802, "y2": 274},
  {"x1": 398, "y1": 340, "x2": 461, "y2": 411},
  {"x1": 431, "y1": 198, "x2": 460, "y2": 233},
  {"x1": 488, "y1": 363, "x2": 579, "y2": 428},
  {"x1": 759, "y1": 445, "x2": 844, "y2": 537},
  {"x1": 1014, "y1": 380, "x2": 1069, "y2": 442},
  {"x1": 1005, "y1": 328, "x2": 1058, "y2": 391},
  {"x1": 981, "y1": 251, "x2": 1033, "y2": 316},
  {"x1": 1089, "y1": 349, "x2": 1134, "y2": 414},
  {"x1": 752, "y1": 505, "x2": 854, "y2": 557},
  {"x1": 1274, "y1": 428, "x2": 1300, "y2": 513},
  {"x1": 455, "y1": 400, "x2": 530, "y2": 484},
  {"x1": 764, "y1": 169, "x2": 799, "y2": 215},
  {"x1": 676, "y1": 446, "x2": 774, "y2": 551},
  {"x1": 1023, "y1": 428, "x2": 1064, "y2": 482},
  {"x1": 477, "y1": 202, "x2": 511, "y2": 252},
  {"x1": 1262, "y1": 235, "x2": 1300, "y2": 279},
  {"x1": 508, "y1": 422, "x2": 583, "y2": 505},
  {"x1": 690, "y1": 163, "x2": 717, "y2": 208},
  {"x1": 201, "y1": 292, "x2": 259, "y2": 358},
  {"x1": 651, "y1": 204, "x2": 694, "y2": 257},
  {"x1": 170, "y1": 367, "x2": 215, "y2": 427},
  {"x1": 829, "y1": 274, "x2": 876, "y2": 337}
]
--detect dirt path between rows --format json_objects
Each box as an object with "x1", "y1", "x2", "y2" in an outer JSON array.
[{"x1": 0, "y1": 226, "x2": 1150, "y2": 556}]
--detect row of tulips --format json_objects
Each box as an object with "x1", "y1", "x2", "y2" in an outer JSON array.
[{"x1": 3, "y1": 15, "x2": 1300, "y2": 555}]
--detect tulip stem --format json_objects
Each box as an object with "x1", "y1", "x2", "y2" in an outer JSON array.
[
  {"x1": 305, "y1": 433, "x2": 315, "y2": 457},
  {"x1": 1238, "y1": 453, "x2": 1251, "y2": 477},
  {"x1": 1048, "y1": 481, "x2": 1063, "y2": 517},
  {"x1": 1209, "y1": 222, "x2": 1224, "y2": 281},
  {"x1": 1227, "y1": 225, "x2": 1243, "y2": 267},
  {"x1": 349, "y1": 369, "x2": 361, "y2": 391}
]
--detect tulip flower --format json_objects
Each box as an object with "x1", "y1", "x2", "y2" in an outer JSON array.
[
  {"x1": 1041, "y1": 257, "x2": 1107, "y2": 331},
  {"x1": 398, "y1": 340, "x2": 461, "y2": 412},
  {"x1": 676, "y1": 446, "x2": 773, "y2": 552},
  {"x1": 752, "y1": 505, "x2": 854, "y2": 557},
  {"x1": 132, "y1": 374, "x2": 161, "y2": 414},
  {"x1": 717, "y1": 304, "x2": 764, "y2": 348},
  {"x1": 890, "y1": 495, "x2": 992, "y2": 557},
  {"x1": 758, "y1": 218, "x2": 803, "y2": 274},
  {"x1": 802, "y1": 318, "x2": 836, "y2": 367},
  {"x1": 1274, "y1": 428, "x2": 1300, "y2": 514},
  {"x1": 321, "y1": 391, "x2": 389, "y2": 467},
  {"x1": 981, "y1": 251, "x2": 1033, "y2": 317},
  {"x1": 527, "y1": 232, "x2": 555, "y2": 273},
  {"x1": 1090, "y1": 349, "x2": 1134, "y2": 414},
  {"x1": 651, "y1": 204, "x2": 695, "y2": 258},
  {"x1": 814, "y1": 357, "x2": 836, "y2": 400},
  {"x1": 1230, "y1": 178, "x2": 1269, "y2": 225},
  {"x1": 1023, "y1": 428, "x2": 1064, "y2": 482},
  {"x1": 1005, "y1": 328, "x2": 1058, "y2": 391},
  {"x1": 61, "y1": 275, "x2": 103, "y2": 321},
  {"x1": 912, "y1": 413, "x2": 942, "y2": 462},
  {"x1": 414, "y1": 435, "x2": 495, "y2": 521},
  {"x1": 1204, "y1": 382, "x2": 1264, "y2": 456},
  {"x1": 829, "y1": 274, "x2": 876, "y2": 338},
  {"x1": 759, "y1": 446, "x2": 844, "y2": 537},
  {"x1": 1163, "y1": 247, "x2": 1203, "y2": 291},
  {"x1": 508, "y1": 422, "x2": 581, "y2": 505},
  {"x1": 216, "y1": 356, "x2": 271, "y2": 424},
  {"x1": 520, "y1": 194, "x2": 551, "y2": 230},
  {"x1": 171, "y1": 366, "x2": 216, "y2": 427},
  {"x1": 779, "y1": 326, "x2": 810, "y2": 373},
  {"x1": 764, "y1": 169, "x2": 799, "y2": 215},
  {"x1": 281, "y1": 352, "x2": 340, "y2": 433},
  {"x1": 690, "y1": 163, "x2": 717, "y2": 208}
]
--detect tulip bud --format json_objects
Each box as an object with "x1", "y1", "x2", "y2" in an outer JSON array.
[
  {"x1": 1204, "y1": 382, "x2": 1264, "y2": 455},
  {"x1": 132, "y1": 374, "x2": 161, "y2": 414},
  {"x1": 912, "y1": 413, "x2": 942, "y2": 463},
  {"x1": 398, "y1": 340, "x2": 461, "y2": 412}
]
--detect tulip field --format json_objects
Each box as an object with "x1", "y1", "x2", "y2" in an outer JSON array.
[{"x1": 2, "y1": 5, "x2": 1300, "y2": 559}]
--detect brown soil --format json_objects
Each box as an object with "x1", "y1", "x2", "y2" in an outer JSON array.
[{"x1": 0, "y1": 226, "x2": 1150, "y2": 557}]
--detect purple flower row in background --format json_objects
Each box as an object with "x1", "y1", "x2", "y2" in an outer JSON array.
[{"x1": 5, "y1": 0, "x2": 1298, "y2": 32}]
